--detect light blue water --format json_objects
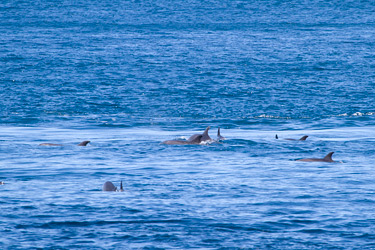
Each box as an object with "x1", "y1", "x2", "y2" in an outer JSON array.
[{"x1": 1, "y1": 0, "x2": 375, "y2": 249}]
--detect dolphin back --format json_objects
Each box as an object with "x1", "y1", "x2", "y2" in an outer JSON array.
[
  {"x1": 39, "y1": 143, "x2": 63, "y2": 146},
  {"x1": 78, "y1": 140, "x2": 90, "y2": 146},
  {"x1": 188, "y1": 135, "x2": 203, "y2": 144},
  {"x1": 163, "y1": 140, "x2": 192, "y2": 145},
  {"x1": 102, "y1": 181, "x2": 117, "y2": 191},
  {"x1": 188, "y1": 134, "x2": 201, "y2": 142}
]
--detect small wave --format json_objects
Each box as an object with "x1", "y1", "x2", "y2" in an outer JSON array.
[
  {"x1": 256, "y1": 114, "x2": 293, "y2": 119},
  {"x1": 341, "y1": 232, "x2": 375, "y2": 239},
  {"x1": 290, "y1": 219, "x2": 318, "y2": 225},
  {"x1": 338, "y1": 112, "x2": 375, "y2": 117},
  {"x1": 298, "y1": 228, "x2": 328, "y2": 234},
  {"x1": 16, "y1": 219, "x2": 186, "y2": 229},
  {"x1": 199, "y1": 140, "x2": 215, "y2": 145},
  {"x1": 210, "y1": 223, "x2": 271, "y2": 233}
]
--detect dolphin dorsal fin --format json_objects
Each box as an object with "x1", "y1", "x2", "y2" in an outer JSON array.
[
  {"x1": 119, "y1": 181, "x2": 124, "y2": 192},
  {"x1": 201, "y1": 126, "x2": 211, "y2": 141},
  {"x1": 275, "y1": 134, "x2": 278, "y2": 139},
  {"x1": 203, "y1": 126, "x2": 210, "y2": 136},
  {"x1": 78, "y1": 140, "x2": 90, "y2": 146},
  {"x1": 217, "y1": 127, "x2": 221, "y2": 137},
  {"x1": 299, "y1": 136, "x2": 308, "y2": 141},
  {"x1": 103, "y1": 181, "x2": 117, "y2": 191},
  {"x1": 324, "y1": 152, "x2": 334, "y2": 162}
]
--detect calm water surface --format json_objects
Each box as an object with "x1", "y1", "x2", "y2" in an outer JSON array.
[{"x1": 1, "y1": 0, "x2": 375, "y2": 249}]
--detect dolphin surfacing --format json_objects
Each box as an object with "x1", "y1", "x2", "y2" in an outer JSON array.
[
  {"x1": 200, "y1": 126, "x2": 212, "y2": 142},
  {"x1": 217, "y1": 127, "x2": 225, "y2": 141},
  {"x1": 162, "y1": 126, "x2": 212, "y2": 145},
  {"x1": 77, "y1": 140, "x2": 91, "y2": 146},
  {"x1": 39, "y1": 143, "x2": 63, "y2": 146},
  {"x1": 102, "y1": 181, "x2": 124, "y2": 192},
  {"x1": 102, "y1": 181, "x2": 117, "y2": 191},
  {"x1": 297, "y1": 152, "x2": 336, "y2": 162},
  {"x1": 39, "y1": 141, "x2": 90, "y2": 146},
  {"x1": 276, "y1": 134, "x2": 308, "y2": 141},
  {"x1": 163, "y1": 138, "x2": 202, "y2": 145},
  {"x1": 187, "y1": 126, "x2": 212, "y2": 142}
]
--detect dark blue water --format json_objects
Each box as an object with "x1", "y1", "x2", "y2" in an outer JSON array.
[{"x1": 1, "y1": 0, "x2": 375, "y2": 249}]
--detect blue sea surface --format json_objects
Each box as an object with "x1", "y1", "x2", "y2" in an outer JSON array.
[{"x1": 1, "y1": 0, "x2": 375, "y2": 249}]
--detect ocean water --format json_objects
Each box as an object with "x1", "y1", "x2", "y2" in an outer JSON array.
[{"x1": 1, "y1": 0, "x2": 375, "y2": 249}]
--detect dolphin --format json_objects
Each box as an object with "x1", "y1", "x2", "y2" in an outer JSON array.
[
  {"x1": 102, "y1": 181, "x2": 117, "y2": 191},
  {"x1": 188, "y1": 126, "x2": 212, "y2": 142},
  {"x1": 162, "y1": 136, "x2": 202, "y2": 145},
  {"x1": 39, "y1": 141, "x2": 90, "y2": 146},
  {"x1": 0, "y1": 181, "x2": 4, "y2": 185},
  {"x1": 162, "y1": 126, "x2": 212, "y2": 145},
  {"x1": 276, "y1": 134, "x2": 308, "y2": 141},
  {"x1": 119, "y1": 181, "x2": 124, "y2": 192},
  {"x1": 102, "y1": 181, "x2": 124, "y2": 192},
  {"x1": 217, "y1": 127, "x2": 225, "y2": 141},
  {"x1": 296, "y1": 152, "x2": 336, "y2": 162},
  {"x1": 77, "y1": 140, "x2": 91, "y2": 146},
  {"x1": 39, "y1": 143, "x2": 63, "y2": 146}
]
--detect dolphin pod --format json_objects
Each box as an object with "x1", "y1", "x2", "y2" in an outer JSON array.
[
  {"x1": 0, "y1": 127, "x2": 343, "y2": 195},
  {"x1": 33, "y1": 127, "x2": 341, "y2": 195},
  {"x1": 102, "y1": 181, "x2": 124, "y2": 192},
  {"x1": 39, "y1": 141, "x2": 90, "y2": 146}
]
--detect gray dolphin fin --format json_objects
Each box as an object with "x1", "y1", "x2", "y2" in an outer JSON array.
[
  {"x1": 275, "y1": 134, "x2": 278, "y2": 139},
  {"x1": 217, "y1": 127, "x2": 225, "y2": 140},
  {"x1": 119, "y1": 181, "x2": 124, "y2": 192},
  {"x1": 203, "y1": 126, "x2": 210, "y2": 136},
  {"x1": 324, "y1": 152, "x2": 334, "y2": 162},
  {"x1": 78, "y1": 140, "x2": 90, "y2": 146},
  {"x1": 201, "y1": 126, "x2": 211, "y2": 141},
  {"x1": 103, "y1": 181, "x2": 117, "y2": 191},
  {"x1": 299, "y1": 136, "x2": 308, "y2": 141}
]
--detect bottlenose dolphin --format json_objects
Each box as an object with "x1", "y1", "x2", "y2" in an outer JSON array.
[
  {"x1": 163, "y1": 135, "x2": 202, "y2": 145},
  {"x1": 102, "y1": 181, "x2": 117, "y2": 191},
  {"x1": 119, "y1": 181, "x2": 124, "y2": 192},
  {"x1": 39, "y1": 143, "x2": 63, "y2": 146},
  {"x1": 188, "y1": 126, "x2": 212, "y2": 142},
  {"x1": 102, "y1": 181, "x2": 124, "y2": 192},
  {"x1": 297, "y1": 152, "x2": 336, "y2": 162},
  {"x1": 217, "y1": 127, "x2": 225, "y2": 141},
  {"x1": 276, "y1": 134, "x2": 308, "y2": 141},
  {"x1": 77, "y1": 141, "x2": 91, "y2": 146},
  {"x1": 162, "y1": 126, "x2": 212, "y2": 145},
  {"x1": 39, "y1": 141, "x2": 91, "y2": 146}
]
